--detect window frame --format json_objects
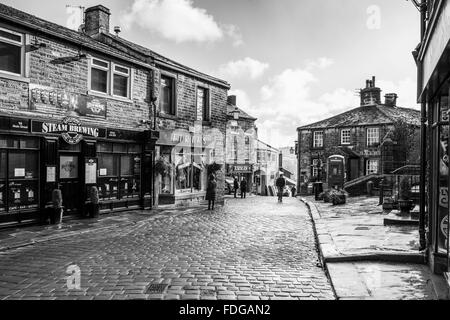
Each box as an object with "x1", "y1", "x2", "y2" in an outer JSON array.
[
  {"x1": 88, "y1": 57, "x2": 133, "y2": 100},
  {"x1": 366, "y1": 159, "x2": 379, "y2": 175},
  {"x1": 196, "y1": 86, "x2": 210, "y2": 122},
  {"x1": 160, "y1": 73, "x2": 177, "y2": 116},
  {"x1": 341, "y1": 128, "x2": 351, "y2": 145},
  {"x1": 112, "y1": 62, "x2": 131, "y2": 99},
  {"x1": 0, "y1": 26, "x2": 25, "y2": 78},
  {"x1": 89, "y1": 57, "x2": 110, "y2": 95},
  {"x1": 313, "y1": 131, "x2": 324, "y2": 148},
  {"x1": 367, "y1": 127, "x2": 380, "y2": 147}
]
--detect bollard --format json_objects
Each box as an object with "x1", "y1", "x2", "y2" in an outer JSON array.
[{"x1": 367, "y1": 181, "x2": 374, "y2": 197}]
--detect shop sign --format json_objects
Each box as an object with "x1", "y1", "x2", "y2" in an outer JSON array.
[
  {"x1": 157, "y1": 129, "x2": 214, "y2": 147},
  {"x1": 29, "y1": 84, "x2": 107, "y2": 118},
  {"x1": 10, "y1": 118, "x2": 29, "y2": 132},
  {"x1": 229, "y1": 164, "x2": 252, "y2": 173},
  {"x1": 422, "y1": 0, "x2": 450, "y2": 90},
  {"x1": 32, "y1": 117, "x2": 106, "y2": 145}
]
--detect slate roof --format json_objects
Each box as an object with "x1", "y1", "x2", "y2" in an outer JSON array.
[
  {"x1": 298, "y1": 105, "x2": 420, "y2": 130},
  {"x1": 0, "y1": 3, "x2": 230, "y2": 88},
  {"x1": 99, "y1": 33, "x2": 230, "y2": 88},
  {"x1": 227, "y1": 103, "x2": 257, "y2": 121}
]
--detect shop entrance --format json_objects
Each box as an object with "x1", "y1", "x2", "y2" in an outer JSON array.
[{"x1": 59, "y1": 152, "x2": 82, "y2": 215}]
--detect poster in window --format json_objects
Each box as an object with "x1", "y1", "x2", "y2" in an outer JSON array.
[
  {"x1": 60, "y1": 156, "x2": 78, "y2": 179},
  {"x1": 14, "y1": 168, "x2": 25, "y2": 178},
  {"x1": 85, "y1": 159, "x2": 97, "y2": 184},
  {"x1": 46, "y1": 166, "x2": 56, "y2": 183}
]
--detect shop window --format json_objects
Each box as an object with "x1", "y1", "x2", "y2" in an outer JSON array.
[
  {"x1": 0, "y1": 136, "x2": 39, "y2": 213},
  {"x1": 174, "y1": 147, "x2": 208, "y2": 193},
  {"x1": 0, "y1": 27, "x2": 24, "y2": 76},
  {"x1": 367, "y1": 127, "x2": 380, "y2": 147},
  {"x1": 160, "y1": 75, "x2": 176, "y2": 115},
  {"x1": 97, "y1": 143, "x2": 140, "y2": 200}
]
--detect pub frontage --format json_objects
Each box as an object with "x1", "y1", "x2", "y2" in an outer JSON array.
[
  {"x1": 416, "y1": 0, "x2": 450, "y2": 274},
  {"x1": 0, "y1": 113, "x2": 158, "y2": 227}
]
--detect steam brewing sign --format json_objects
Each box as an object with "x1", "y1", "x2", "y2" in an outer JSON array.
[{"x1": 32, "y1": 117, "x2": 106, "y2": 144}]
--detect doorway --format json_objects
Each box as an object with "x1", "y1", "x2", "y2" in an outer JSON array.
[
  {"x1": 59, "y1": 153, "x2": 81, "y2": 215},
  {"x1": 349, "y1": 158, "x2": 359, "y2": 181}
]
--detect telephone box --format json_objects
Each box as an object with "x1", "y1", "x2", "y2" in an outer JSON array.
[{"x1": 327, "y1": 155, "x2": 345, "y2": 189}]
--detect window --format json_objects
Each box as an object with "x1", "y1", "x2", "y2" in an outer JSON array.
[
  {"x1": 341, "y1": 129, "x2": 351, "y2": 145},
  {"x1": 312, "y1": 159, "x2": 319, "y2": 177},
  {"x1": 366, "y1": 159, "x2": 379, "y2": 175},
  {"x1": 245, "y1": 136, "x2": 250, "y2": 161},
  {"x1": 0, "y1": 27, "x2": 24, "y2": 76},
  {"x1": 97, "y1": 143, "x2": 141, "y2": 200},
  {"x1": 367, "y1": 127, "x2": 380, "y2": 147},
  {"x1": 90, "y1": 58, "x2": 109, "y2": 94},
  {"x1": 197, "y1": 87, "x2": 210, "y2": 121},
  {"x1": 113, "y1": 65, "x2": 130, "y2": 98},
  {"x1": 90, "y1": 58, "x2": 132, "y2": 99},
  {"x1": 0, "y1": 136, "x2": 39, "y2": 213},
  {"x1": 313, "y1": 131, "x2": 324, "y2": 148},
  {"x1": 160, "y1": 75, "x2": 176, "y2": 115}
]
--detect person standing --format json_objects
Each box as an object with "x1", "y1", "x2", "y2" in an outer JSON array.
[
  {"x1": 276, "y1": 173, "x2": 286, "y2": 203},
  {"x1": 233, "y1": 176, "x2": 239, "y2": 198},
  {"x1": 240, "y1": 177, "x2": 247, "y2": 199},
  {"x1": 206, "y1": 174, "x2": 217, "y2": 210}
]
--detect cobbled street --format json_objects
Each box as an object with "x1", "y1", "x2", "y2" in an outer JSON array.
[{"x1": 0, "y1": 197, "x2": 335, "y2": 300}]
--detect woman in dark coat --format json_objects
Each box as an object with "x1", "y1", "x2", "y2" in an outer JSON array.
[{"x1": 206, "y1": 174, "x2": 217, "y2": 210}]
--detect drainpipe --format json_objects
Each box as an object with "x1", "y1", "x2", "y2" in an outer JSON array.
[
  {"x1": 296, "y1": 130, "x2": 301, "y2": 195},
  {"x1": 418, "y1": 0, "x2": 427, "y2": 251}
]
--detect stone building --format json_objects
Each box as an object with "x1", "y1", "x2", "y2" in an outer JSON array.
[
  {"x1": 296, "y1": 77, "x2": 420, "y2": 191},
  {"x1": 255, "y1": 140, "x2": 280, "y2": 196},
  {"x1": 0, "y1": 3, "x2": 229, "y2": 227},
  {"x1": 414, "y1": 0, "x2": 450, "y2": 274},
  {"x1": 225, "y1": 95, "x2": 258, "y2": 193}
]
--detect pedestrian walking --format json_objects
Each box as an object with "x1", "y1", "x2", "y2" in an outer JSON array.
[
  {"x1": 206, "y1": 174, "x2": 217, "y2": 210},
  {"x1": 240, "y1": 178, "x2": 247, "y2": 199},
  {"x1": 291, "y1": 185, "x2": 297, "y2": 197},
  {"x1": 233, "y1": 176, "x2": 239, "y2": 198},
  {"x1": 276, "y1": 173, "x2": 286, "y2": 203}
]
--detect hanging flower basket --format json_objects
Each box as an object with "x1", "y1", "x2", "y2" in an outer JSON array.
[{"x1": 207, "y1": 162, "x2": 223, "y2": 175}]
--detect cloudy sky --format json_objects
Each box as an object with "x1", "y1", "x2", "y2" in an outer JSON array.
[{"x1": 3, "y1": 0, "x2": 420, "y2": 148}]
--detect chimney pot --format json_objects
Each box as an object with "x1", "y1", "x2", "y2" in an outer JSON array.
[
  {"x1": 372, "y1": 76, "x2": 376, "y2": 87},
  {"x1": 84, "y1": 5, "x2": 111, "y2": 36}
]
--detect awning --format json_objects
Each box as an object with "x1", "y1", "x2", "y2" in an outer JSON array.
[{"x1": 285, "y1": 177, "x2": 296, "y2": 186}]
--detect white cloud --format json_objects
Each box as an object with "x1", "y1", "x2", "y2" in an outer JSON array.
[
  {"x1": 239, "y1": 58, "x2": 359, "y2": 147},
  {"x1": 122, "y1": 0, "x2": 240, "y2": 44},
  {"x1": 218, "y1": 57, "x2": 269, "y2": 80},
  {"x1": 222, "y1": 24, "x2": 244, "y2": 47},
  {"x1": 377, "y1": 78, "x2": 419, "y2": 110},
  {"x1": 305, "y1": 57, "x2": 335, "y2": 70}
]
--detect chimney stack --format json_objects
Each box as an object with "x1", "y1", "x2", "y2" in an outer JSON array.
[
  {"x1": 384, "y1": 93, "x2": 398, "y2": 107},
  {"x1": 372, "y1": 76, "x2": 376, "y2": 87},
  {"x1": 227, "y1": 95, "x2": 237, "y2": 106},
  {"x1": 84, "y1": 5, "x2": 111, "y2": 36}
]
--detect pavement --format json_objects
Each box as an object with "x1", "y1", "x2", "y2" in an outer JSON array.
[
  {"x1": 301, "y1": 195, "x2": 450, "y2": 300},
  {"x1": 0, "y1": 196, "x2": 335, "y2": 300}
]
